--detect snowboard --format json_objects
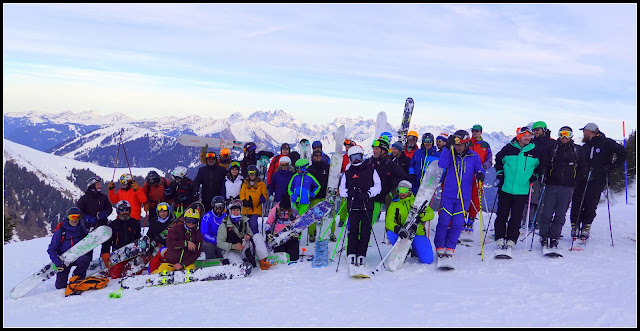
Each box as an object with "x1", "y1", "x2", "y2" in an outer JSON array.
[
  {"x1": 257, "y1": 155, "x2": 271, "y2": 182},
  {"x1": 86, "y1": 236, "x2": 152, "y2": 276},
  {"x1": 385, "y1": 160, "x2": 444, "y2": 271},
  {"x1": 542, "y1": 247, "x2": 563, "y2": 258},
  {"x1": 266, "y1": 200, "x2": 333, "y2": 250},
  {"x1": 397, "y1": 97, "x2": 414, "y2": 145},
  {"x1": 299, "y1": 140, "x2": 312, "y2": 163},
  {"x1": 374, "y1": 111, "x2": 387, "y2": 142},
  {"x1": 436, "y1": 256, "x2": 455, "y2": 270},
  {"x1": 494, "y1": 247, "x2": 513, "y2": 259},
  {"x1": 349, "y1": 263, "x2": 371, "y2": 278},
  {"x1": 312, "y1": 125, "x2": 345, "y2": 268},
  {"x1": 119, "y1": 263, "x2": 252, "y2": 290},
  {"x1": 177, "y1": 134, "x2": 266, "y2": 151},
  {"x1": 10, "y1": 225, "x2": 113, "y2": 299},
  {"x1": 266, "y1": 252, "x2": 290, "y2": 265}
]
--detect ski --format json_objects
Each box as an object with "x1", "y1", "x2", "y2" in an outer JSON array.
[
  {"x1": 177, "y1": 134, "x2": 266, "y2": 151},
  {"x1": 266, "y1": 252, "x2": 290, "y2": 265},
  {"x1": 571, "y1": 238, "x2": 587, "y2": 251},
  {"x1": 193, "y1": 258, "x2": 223, "y2": 268},
  {"x1": 86, "y1": 236, "x2": 152, "y2": 277},
  {"x1": 10, "y1": 225, "x2": 113, "y2": 299},
  {"x1": 542, "y1": 247, "x2": 563, "y2": 258},
  {"x1": 374, "y1": 111, "x2": 387, "y2": 141},
  {"x1": 299, "y1": 139, "x2": 312, "y2": 163},
  {"x1": 397, "y1": 97, "x2": 414, "y2": 145},
  {"x1": 436, "y1": 256, "x2": 455, "y2": 270},
  {"x1": 349, "y1": 263, "x2": 371, "y2": 278},
  {"x1": 119, "y1": 263, "x2": 252, "y2": 290},
  {"x1": 494, "y1": 247, "x2": 513, "y2": 259}
]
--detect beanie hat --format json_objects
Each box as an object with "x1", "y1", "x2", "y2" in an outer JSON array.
[
  {"x1": 392, "y1": 141, "x2": 404, "y2": 151},
  {"x1": 397, "y1": 180, "x2": 412, "y2": 190},
  {"x1": 279, "y1": 156, "x2": 291, "y2": 164},
  {"x1": 312, "y1": 140, "x2": 322, "y2": 148}
]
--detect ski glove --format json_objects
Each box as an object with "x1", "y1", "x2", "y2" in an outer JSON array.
[
  {"x1": 475, "y1": 171, "x2": 485, "y2": 183},
  {"x1": 393, "y1": 225, "x2": 401, "y2": 234},
  {"x1": 164, "y1": 187, "x2": 173, "y2": 197},
  {"x1": 108, "y1": 181, "x2": 115, "y2": 190},
  {"x1": 529, "y1": 174, "x2": 538, "y2": 183},
  {"x1": 494, "y1": 173, "x2": 504, "y2": 188},
  {"x1": 131, "y1": 181, "x2": 140, "y2": 191},
  {"x1": 83, "y1": 215, "x2": 98, "y2": 226},
  {"x1": 242, "y1": 199, "x2": 252, "y2": 207},
  {"x1": 445, "y1": 135, "x2": 457, "y2": 150},
  {"x1": 97, "y1": 211, "x2": 110, "y2": 220},
  {"x1": 266, "y1": 232, "x2": 274, "y2": 243}
]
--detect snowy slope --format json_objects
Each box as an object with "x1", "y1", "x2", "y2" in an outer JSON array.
[{"x1": 3, "y1": 183, "x2": 636, "y2": 327}]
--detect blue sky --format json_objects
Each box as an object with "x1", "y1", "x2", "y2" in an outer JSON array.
[{"x1": 3, "y1": 4, "x2": 637, "y2": 139}]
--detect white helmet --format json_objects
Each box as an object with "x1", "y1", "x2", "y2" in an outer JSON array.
[
  {"x1": 347, "y1": 145, "x2": 365, "y2": 165},
  {"x1": 172, "y1": 166, "x2": 188, "y2": 179},
  {"x1": 347, "y1": 145, "x2": 364, "y2": 157}
]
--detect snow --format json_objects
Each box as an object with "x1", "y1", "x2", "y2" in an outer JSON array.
[{"x1": 3, "y1": 182, "x2": 636, "y2": 327}]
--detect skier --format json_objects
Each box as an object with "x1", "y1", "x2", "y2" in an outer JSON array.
[
  {"x1": 142, "y1": 170, "x2": 172, "y2": 221},
  {"x1": 308, "y1": 150, "x2": 337, "y2": 242},
  {"x1": 100, "y1": 200, "x2": 143, "y2": 279},
  {"x1": 164, "y1": 166, "x2": 198, "y2": 215},
  {"x1": 390, "y1": 141, "x2": 411, "y2": 176},
  {"x1": 466, "y1": 124, "x2": 493, "y2": 233},
  {"x1": 493, "y1": 126, "x2": 543, "y2": 251},
  {"x1": 522, "y1": 121, "x2": 555, "y2": 230},
  {"x1": 537, "y1": 126, "x2": 588, "y2": 250},
  {"x1": 385, "y1": 180, "x2": 435, "y2": 264},
  {"x1": 77, "y1": 176, "x2": 112, "y2": 232},
  {"x1": 192, "y1": 151, "x2": 227, "y2": 213},
  {"x1": 288, "y1": 158, "x2": 321, "y2": 241},
  {"x1": 434, "y1": 130, "x2": 484, "y2": 258},
  {"x1": 47, "y1": 207, "x2": 92, "y2": 290},
  {"x1": 200, "y1": 196, "x2": 226, "y2": 259},
  {"x1": 311, "y1": 140, "x2": 332, "y2": 165},
  {"x1": 265, "y1": 193, "x2": 301, "y2": 261},
  {"x1": 267, "y1": 143, "x2": 292, "y2": 185},
  {"x1": 217, "y1": 199, "x2": 274, "y2": 270},
  {"x1": 268, "y1": 156, "x2": 294, "y2": 204},
  {"x1": 339, "y1": 145, "x2": 382, "y2": 268},
  {"x1": 219, "y1": 148, "x2": 232, "y2": 170},
  {"x1": 108, "y1": 173, "x2": 147, "y2": 224},
  {"x1": 239, "y1": 165, "x2": 268, "y2": 234},
  {"x1": 408, "y1": 133, "x2": 441, "y2": 196},
  {"x1": 151, "y1": 207, "x2": 204, "y2": 274},
  {"x1": 570, "y1": 123, "x2": 627, "y2": 241},
  {"x1": 403, "y1": 130, "x2": 420, "y2": 159},
  {"x1": 221, "y1": 161, "x2": 244, "y2": 201}
]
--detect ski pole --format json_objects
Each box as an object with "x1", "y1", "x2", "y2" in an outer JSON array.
[
  {"x1": 528, "y1": 183, "x2": 546, "y2": 251},
  {"x1": 477, "y1": 180, "x2": 485, "y2": 261},
  {"x1": 335, "y1": 220, "x2": 348, "y2": 273},
  {"x1": 372, "y1": 240, "x2": 399, "y2": 274},
  {"x1": 481, "y1": 190, "x2": 498, "y2": 247},
  {"x1": 363, "y1": 203, "x2": 383, "y2": 260},
  {"x1": 523, "y1": 183, "x2": 533, "y2": 250},
  {"x1": 570, "y1": 169, "x2": 592, "y2": 251},
  {"x1": 606, "y1": 173, "x2": 614, "y2": 247}
]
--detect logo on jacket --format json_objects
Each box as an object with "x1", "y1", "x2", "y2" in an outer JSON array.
[
  {"x1": 352, "y1": 174, "x2": 360, "y2": 179},
  {"x1": 596, "y1": 148, "x2": 601, "y2": 153}
]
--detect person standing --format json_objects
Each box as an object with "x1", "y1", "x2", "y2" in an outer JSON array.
[
  {"x1": 307, "y1": 150, "x2": 334, "y2": 241},
  {"x1": 193, "y1": 151, "x2": 227, "y2": 213},
  {"x1": 311, "y1": 140, "x2": 332, "y2": 165},
  {"x1": 221, "y1": 161, "x2": 244, "y2": 201},
  {"x1": 570, "y1": 123, "x2": 627, "y2": 241},
  {"x1": 288, "y1": 159, "x2": 320, "y2": 241},
  {"x1": 77, "y1": 176, "x2": 112, "y2": 232},
  {"x1": 465, "y1": 124, "x2": 493, "y2": 232},
  {"x1": 108, "y1": 173, "x2": 147, "y2": 225},
  {"x1": 267, "y1": 143, "x2": 292, "y2": 185},
  {"x1": 339, "y1": 145, "x2": 382, "y2": 268},
  {"x1": 164, "y1": 166, "x2": 198, "y2": 215},
  {"x1": 47, "y1": 207, "x2": 92, "y2": 290},
  {"x1": 435, "y1": 134, "x2": 448, "y2": 153},
  {"x1": 390, "y1": 141, "x2": 411, "y2": 176},
  {"x1": 142, "y1": 170, "x2": 172, "y2": 221},
  {"x1": 239, "y1": 165, "x2": 268, "y2": 235},
  {"x1": 403, "y1": 131, "x2": 420, "y2": 160},
  {"x1": 408, "y1": 133, "x2": 441, "y2": 195},
  {"x1": 268, "y1": 156, "x2": 294, "y2": 204}
]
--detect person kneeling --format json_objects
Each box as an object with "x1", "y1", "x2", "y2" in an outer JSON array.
[{"x1": 265, "y1": 194, "x2": 300, "y2": 261}]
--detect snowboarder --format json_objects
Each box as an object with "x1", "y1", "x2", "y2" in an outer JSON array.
[
  {"x1": 288, "y1": 158, "x2": 321, "y2": 241},
  {"x1": 265, "y1": 194, "x2": 301, "y2": 261},
  {"x1": 100, "y1": 200, "x2": 143, "y2": 279},
  {"x1": 308, "y1": 150, "x2": 337, "y2": 242},
  {"x1": 493, "y1": 126, "x2": 543, "y2": 251},
  {"x1": 408, "y1": 133, "x2": 441, "y2": 196},
  {"x1": 164, "y1": 166, "x2": 198, "y2": 215},
  {"x1": 268, "y1": 156, "x2": 294, "y2": 204},
  {"x1": 193, "y1": 151, "x2": 227, "y2": 213},
  {"x1": 570, "y1": 123, "x2": 627, "y2": 240},
  {"x1": 267, "y1": 143, "x2": 292, "y2": 185},
  {"x1": 385, "y1": 180, "x2": 435, "y2": 264},
  {"x1": 142, "y1": 170, "x2": 172, "y2": 221},
  {"x1": 403, "y1": 130, "x2": 420, "y2": 159},
  {"x1": 200, "y1": 196, "x2": 226, "y2": 259},
  {"x1": 108, "y1": 173, "x2": 147, "y2": 225},
  {"x1": 77, "y1": 176, "x2": 112, "y2": 232},
  {"x1": 538, "y1": 126, "x2": 588, "y2": 249},
  {"x1": 217, "y1": 199, "x2": 274, "y2": 270},
  {"x1": 151, "y1": 207, "x2": 204, "y2": 274},
  {"x1": 221, "y1": 161, "x2": 244, "y2": 201},
  {"x1": 339, "y1": 145, "x2": 382, "y2": 268},
  {"x1": 466, "y1": 124, "x2": 493, "y2": 233},
  {"x1": 434, "y1": 130, "x2": 484, "y2": 258},
  {"x1": 239, "y1": 165, "x2": 268, "y2": 234},
  {"x1": 312, "y1": 140, "x2": 331, "y2": 165},
  {"x1": 390, "y1": 141, "x2": 411, "y2": 176},
  {"x1": 146, "y1": 202, "x2": 176, "y2": 247},
  {"x1": 47, "y1": 207, "x2": 92, "y2": 290}
]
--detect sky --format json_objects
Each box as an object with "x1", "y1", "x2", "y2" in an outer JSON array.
[{"x1": 3, "y1": 3, "x2": 637, "y2": 139}]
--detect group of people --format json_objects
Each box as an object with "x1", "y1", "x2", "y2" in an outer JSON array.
[{"x1": 48, "y1": 120, "x2": 627, "y2": 289}]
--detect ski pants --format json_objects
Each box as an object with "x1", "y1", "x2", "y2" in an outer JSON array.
[
  {"x1": 539, "y1": 185, "x2": 574, "y2": 239},
  {"x1": 387, "y1": 230, "x2": 434, "y2": 264},
  {"x1": 202, "y1": 241, "x2": 224, "y2": 259},
  {"x1": 223, "y1": 234, "x2": 270, "y2": 265},
  {"x1": 570, "y1": 180, "x2": 605, "y2": 231},
  {"x1": 434, "y1": 195, "x2": 468, "y2": 250},
  {"x1": 467, "y1": 180, "x2": 482, "y2": 219},
  {"x1": 494, "y1": 190, "x2": 529, "y2": 243},
  {"x1": 273, "y1": 236, "x2": 300, "y2": 261},
  {"x1": 247, "y1": 215, "x2": 260, "y2": 235},
  {"x1": 55, "y1": 253, "x2": 91, "y2": 289},
  {"x1": 346, "y1": 209, "x2": 373, "y2": 257}
]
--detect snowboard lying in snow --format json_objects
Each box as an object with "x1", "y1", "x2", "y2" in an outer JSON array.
[{"x1": 120, "y1": 263, "x2": 252, "y2": 290}]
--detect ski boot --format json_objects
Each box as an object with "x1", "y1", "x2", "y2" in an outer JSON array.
[
  {"x1": 259, "y1": 258, "x2": 274, "y2": 270},
  {"x1": 436, "y1": 247, "x2": 445, "y2": 258},
  {"x1": 571, "y1": 223, "x2": 579, "y2": 238},
  {"x1": 580, "y1": 224, "x2": 591, "y2": 240},
  {"x1": 506, "y1": 240, "x2": 516, "y2": 249},
  {"x1": 309, "y1": 232, "x2": 316, "y2": 243},
  {"x1": 540, "y1": 236, "x2": 549, "y2": 249},
  {"x1": 549, "y1": 238, "x2": 559, "y2": 249},
  {"x1": 496, "y1": 239, "x2": 505, "y2": 250},
  {"x1": 347, "y1": 254, "x2": 356, "y2": 265},
  {"x1": 444, "y1": 248, "x2": 454, "y2": 258},
  {"x1": 356, "y1": 256, "x2": 366, "y2": 267},
  {"x1": 329, "y1": 233, "x2": 337, "y2": 242}
]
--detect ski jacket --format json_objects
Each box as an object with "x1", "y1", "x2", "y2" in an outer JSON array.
[
  {"x1": 404, "y1": 144, "x2": 420, "y2": 160},
  {"x1": 217, "y1": 215, "x2": 253, "y2": 252},
  {"x1": 469, "y1": 137, "x2": 493, "y2": 170},
  {"x1": 268, "y1": 168, "x2": 294, "y2": 203},
  {"x1": 495, "y1": 139, "x2": 543, "y2": 196},
  {"x1": 222, "y1": 174, "x2": 244, "y2": 200},
  {"x1": 266, "y1": 202, "x2": 300, "y2": 234},
  {"x1": 288, "y1": 172, "x2": 321, "y2": 205},
  {"x1": 579, "y1": 131, "x2": 627, "y2": 185},
  {"x1": 384, "y1": 194, "x2": 434, "y2": 236},
  {"x1": 240, "y1": 178, "x2": 268, "y2": 216},
  {"x1": 439, "y1": 147, "x2": 485, "y2": 201},
  {"x1": 77, "y1": 188, "x2": 112, "y2": 227},
  {"x1": 342, "y1": 153, "x2": 350, "y2": 173},
  {"x1": 532, "y1": 130, "x2": 555, "y2": 154},
  {"x1": 108, "y1": 186, "x2": 148, "y2": 222},
  {"x1": 200, "y1": 210, "x2": 226, "y2": 245},
  {"x1": 267, "y1": 154, "x2": 290, "y2": 185},
  {"x1": 165, "y1": 177, "x2": 197, "y2": 209},
  {"x1": 408, "y1": 145, "x2": 441, "y2": 195},
  {"x1": 146, "y1": 213, "x2": 176, "y2": 247},
  {"x1": 165, "y1": 221, "x2": 203, "y2": 267},
  {"x1": 366, "y1": 156, "x2": 410, "y2": 203},
  {"x1": 192, "y1": 164, "x2": 227, "y2": 206},
  {"x1": 319, "y1": 152, "x2": 331, "y2": 165},
  {"x1": 308, "y1": 161, "x2": 330, "y2": 199},
  {"x1": 241, "y1": 152, "x2": 259, "y2": 178},
  {"x1": 142, "y1": 177, "x2": 172, "y2": 213},
  {"x1": 339, "y1": 164, "x2": 382, "y2": 211},
  {"x1": 101, "y1": 216, "x2": 142, "y2": 254},
  {"x1": 539, "y1": 140, "x2": 587, "y2": 188},
  {"x1": 48, "y1": 219, "x2": 89, "y2": 266},
  {"x1": 391, "y1": 152, "x2": 411, "y2": 177}
]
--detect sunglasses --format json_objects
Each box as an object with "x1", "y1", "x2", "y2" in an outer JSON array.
[
  {"x1": 157, "y1": 205, "x2": 169, "y2": 212},
  {"x1": 436, "y1": 139, "x2": 445, "y2": 143},
  {"x1": 559, "y1": 130, "x2": 573, "y2": 138},
  {"x1": 398, "y1": 187, "x2": 410, "y2": 194},
  {"x1": 118, "y1": 207, "x2": 131, "y2": 213},
  {"x1": 471, "y1": 129, "x2": 480, "y2": 133},
  {"x1": 68, "y1": 214, "x2": 81, "y2": 221},
  {"x1": 280, "y1": 163, "x2": 290, "y2": 166}
]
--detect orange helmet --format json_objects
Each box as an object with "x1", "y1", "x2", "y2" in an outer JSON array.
[
  {"x1": 407, "y1": 131, "x2": 419, "y2": 139},
  {"x1": 220, "y1": 148, "x2": 231, "y2": 158}
]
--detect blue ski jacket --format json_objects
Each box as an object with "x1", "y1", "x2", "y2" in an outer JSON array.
[
  {"x1": 288, "y1": 172, "x2": 321, "y2": 205},
  {"x1": 439, "y1": 147, "x2": 484, "y2": 201},
  {"x1": 47, "y1": 219, "x2": 89, "y2": 267},
  {"x1": 200, "y1": 210, "x2": 226, "y2": 245},
  {"x1": 409, "y1": 145, "x2": 441, "y2": 195}
]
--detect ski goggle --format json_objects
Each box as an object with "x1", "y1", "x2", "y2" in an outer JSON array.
[
  {"x1": 68, "y1": 214, "x2": 81, "y2": 221},
  {"x1": 398, "y1": 187, "x2": 410, "y2": 194},
  {"x1": 559, "y1": 130, "x2": 573, "y2": 138},
  {"x1": 248, "y1": 170, "x2": 257, "y2": 176},
  {"x1": 344, "y1": 139, "x2": 354, "y2": 146},
  {"x1": 422, "y1": 138, "x2": 433, "y2": 144},
  {"x1": 349, "y1": 153, "x2": 364, "y2": 162},
  {"x1": 213, "y1": 203, "x2": 225, "y2": 209},
  {"x1": 185, "y1": 217, "x2": 198, "y2": 224},
  {"x1": 205, "y1": 152, "x2": 216, "y2": 159},
  {"x1": 517, "y1": 127, "x2": 533, "y2": 135},
  {"x1": 117, "y1": 206, "x2": 131, "y2": 213},
  {"x1": 157, "y1": 204, "x2": 170, "y2": 212},
  {"x1": 230, "y1": 161, "x2": 241, "y2": 169}
]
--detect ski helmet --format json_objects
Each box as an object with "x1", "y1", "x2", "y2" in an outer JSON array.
[
  {"x1": 220, "y1": 148, "x2": 231, "y2": 158},
  {"x1": 119, "y1": 173, "x2": 133, "y2": 185},
  {"x1": 531, "y1": 121, "x2": 547, "y2": 130},
  {"x1": 343, "y1": 138, "x2": 356, "y2": 147},
  {"x1": 397, "y1": 180, "x2": 412, "y2": 194},
  {"x1": 172, "y1": 166, "x2": 188, "y2": 179},
  {"x1": 279, "y1": 156, "x2": 291, "y2": 165},
  {"x1": 380, "y1": 131, "x2": 393, "y2": 142},
  {"x1": 558, "y1": 126, "x2": 573, "y2": 139},
  {"x1": 422, "y1": 133, "x2": 435, "y2": 145},
  {"x1": 372, "y1": 137, "x2": 389, "y2": 151},
  {"x1": 243, "y1": 142, "x2": 257, "y2": 153},
  {"x1": 295, "y1": 158, "x2": 310, "y2": 172},
  {"x1": 247, "y1": 165, "x2": 259, "y2": 176},
  {"x1": 184, "y1": 207, "x2": 200, "y2": 224},
  {"x1": 311, "y1": 141, "x2": 322, "y2": 149},
  {"x1": 407, "y1": 131, "x2": 419, "y2": 139},
  {"x1": 452, "y1": 130, "x2": 471, "y2": 147},
  {"x1": 146, "y1": 171, "x2": 160, "y2": 185},
  {"x1": 86, "y1": 175, "x2": 102, "y2": 189},
  {"x1": 116, "y1": 200, "x2": 131, "y2": 213},
  {"x1": 67, "y1": 207, "x2": 82, "y2": 221},
  {"x1": 156, "y1": 202, "x2": 171, "y2": 214},
  {"x1": 228, "y1": 199, "x2": 243, "y2": 213},
  {"x1": 229, "y1": 161, "x2": 241, "y2": 170},
  {"x1": 347, "y1": 145, "x2": 365, "y2": 165}
]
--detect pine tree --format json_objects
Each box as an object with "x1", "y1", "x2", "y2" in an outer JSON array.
[
  {"x1": 4, "y1": 215, "x2": 16, "y2": 243},
  {"x1": 609, "y1": 130, "x2": 636, "y2": 192}
]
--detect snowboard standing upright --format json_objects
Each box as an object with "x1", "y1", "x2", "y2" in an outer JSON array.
[
  {"x1": 397, "y1": 97, "x2": 414, "y2": 145},
  {"x1": 10, "y1": 225, "x2": 113, "y2": 299},
  {"x1": 177, "y1": 134, "x2": 266, "y2": 151}
]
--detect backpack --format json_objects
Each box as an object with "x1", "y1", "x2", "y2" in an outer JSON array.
[{"x1": 64, "y1": 275, "x2": 110, "y2": 296}]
